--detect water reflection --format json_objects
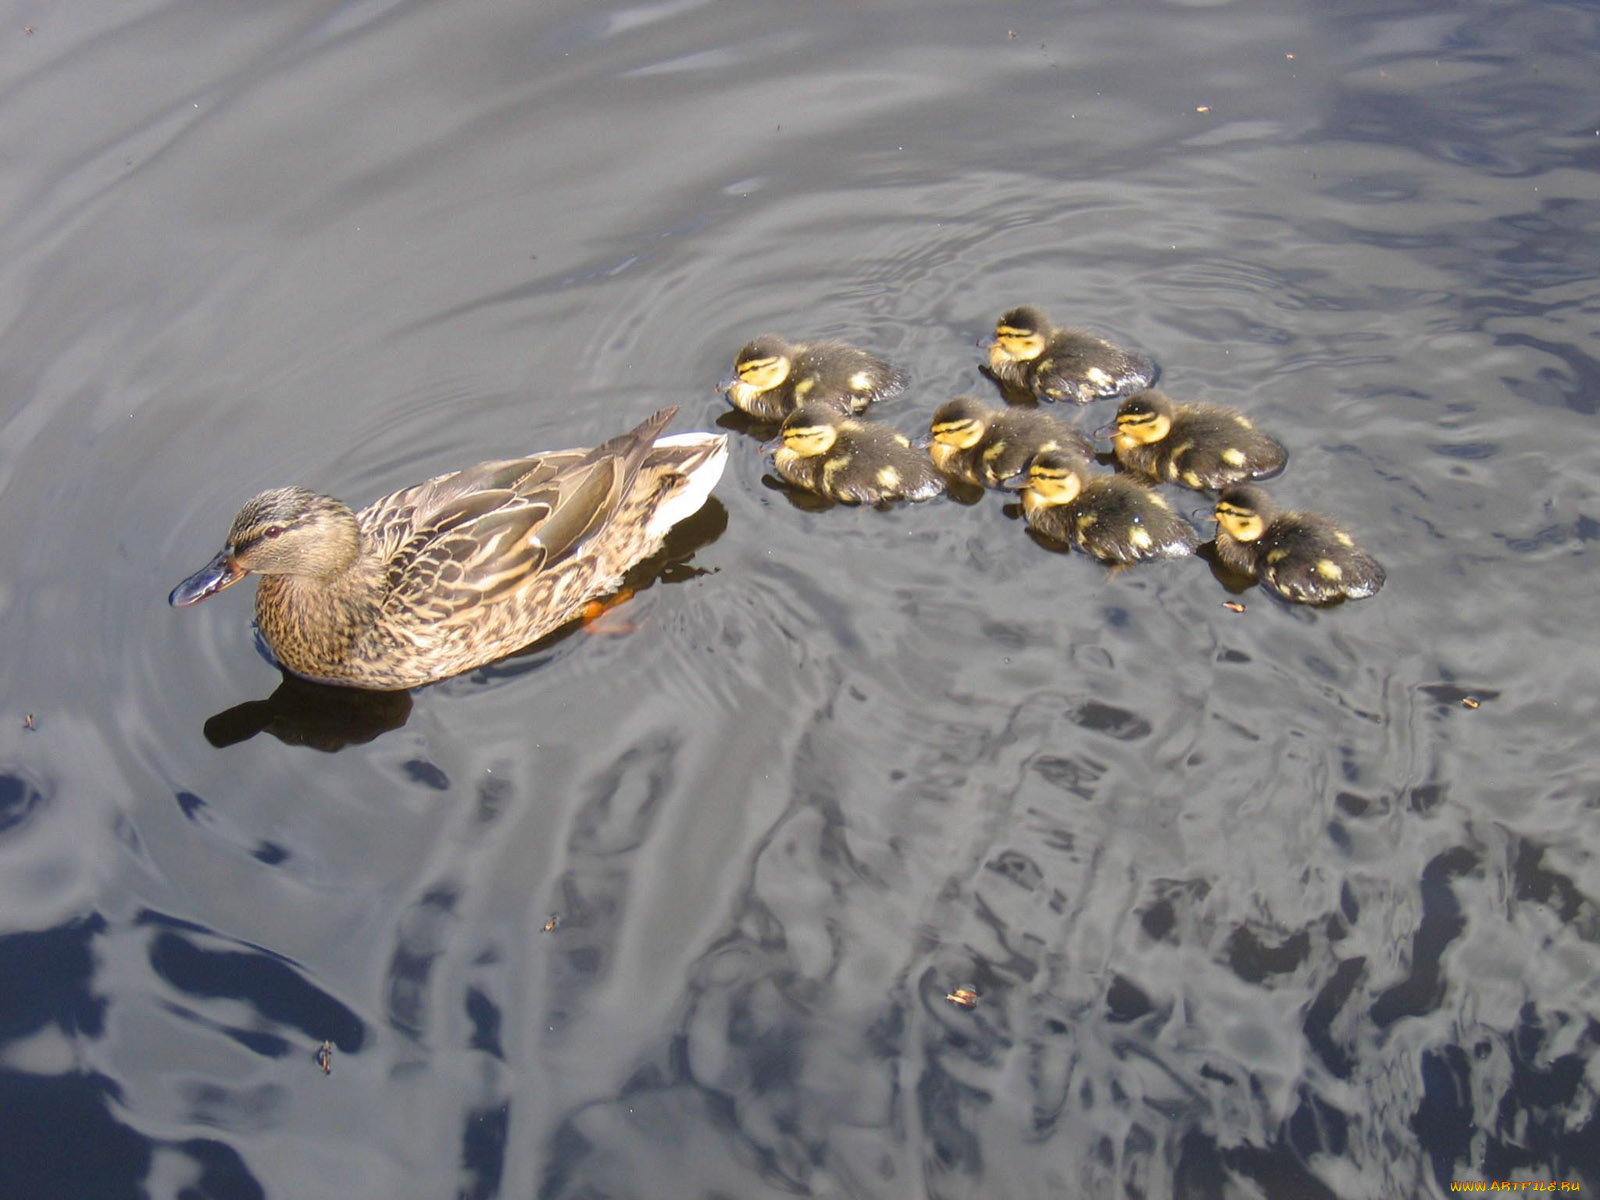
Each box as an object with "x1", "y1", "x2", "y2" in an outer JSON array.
[{"x1": 4, "y1": 0, "x2": 1600, "y2": 1195}]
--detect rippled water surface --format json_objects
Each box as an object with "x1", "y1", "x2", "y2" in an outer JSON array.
[{"x1": 3, "y1": 0, "x2": 1599, "y2": 1196}]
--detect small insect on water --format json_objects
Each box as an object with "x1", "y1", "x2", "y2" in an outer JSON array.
[
  {"x1": 1222, "y1": 601, "x2": 1246, "y2": 613},
  {"x1": 946, "y1": 986, "x2": 980, "y2": 1010},
  {"x1": 542, "y1": 913, "x2": 562, "y2": 933},
  {"x1": 1461, "y1": 696, "x2": 1481, "y2": 710},
  {"x1": 316, "y1": 1040, "x2": 334, "y2": 1075},
  {"x1": 23, "y1": 713, "x2": 35, "y2": 731}
]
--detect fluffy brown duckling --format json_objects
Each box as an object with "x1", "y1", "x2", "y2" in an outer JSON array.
[
  {"x1": 986, "y1": 306, "x2": 1155, "y2": 404},
  {"x1": 768, "y1": 404, "x2": 944, "y2": 504},
  {"x1": 926, "y1": 395, "x2": 1095, "y2": 489},
  {"x1": 1112, "y1": 389, "x2": 1286, "y2": 491},
  {"x1": 1020, "y1": 450, "x2": 1200, "y2": 564},
  {"x1": 723, "y1": 334, "x2": 906, "y2": 422},
  {"x1": 1212, "y1": 485, "x2": 1384, "y2": 603}
]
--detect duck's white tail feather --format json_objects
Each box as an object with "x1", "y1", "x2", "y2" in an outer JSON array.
[{"x1": 645, "y1": 432, "x2": 729, "y2": 541}]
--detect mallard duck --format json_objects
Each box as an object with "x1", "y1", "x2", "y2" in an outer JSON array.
[
  {"x1": 985, "y1": 306, "x2": 1155, "y2": 404},
  {"x1": 768, "y1": 404, "x2": 944, "y2": 504},
  {"x1": 1021, "y1": 450, "x2": 1199, "y2": 564},
  {"x1": 723, "y1": 334, "x2": 906, "y2": 422},
  {"x1": 169, "y1": 407, "x2": 728, "y2": 689},
  {"x1": 1212, "y1": 485, "x2": 1384, "y2": 604},
  {"x1": 1112, "y1": 389, "x2": 1286, "y2": 491},
  {"x1": 927, "y1": 395, "x2": 1096, "y2": 489}
]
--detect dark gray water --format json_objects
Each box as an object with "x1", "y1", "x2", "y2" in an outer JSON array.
[{"x1": 3, "y1": 0, "x2": 1598, "y2": 1196}]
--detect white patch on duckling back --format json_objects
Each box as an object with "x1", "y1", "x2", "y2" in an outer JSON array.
[{"x1": 848, "y1": 371, "x2": 874, "y2": 391}]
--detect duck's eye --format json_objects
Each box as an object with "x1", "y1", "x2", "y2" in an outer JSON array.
[{"x1": 263, "y1": 525, "x2": 284, "y2": 539}]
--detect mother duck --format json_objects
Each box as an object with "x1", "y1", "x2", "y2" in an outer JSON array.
[{"x1": 170, "y1": 407, "x2": 727, "y2": 689}]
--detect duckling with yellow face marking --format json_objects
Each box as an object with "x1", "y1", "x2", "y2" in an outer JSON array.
[
  {"x1": 927, "y1": 395, "x2": 1095, "y2": 489},
  {"x1": 724, "y1": 334, "x2": 907, "y2": 422},
  {"x1": 769, "y1": 404, "x2": 945, "y2": 505},
  {"x1": 1112, "y1": 389, "x2": 1287, "y2": 491},
  {"x1": 1020, "y1": 450, "x2": 1200, "y2": 564},
  {"x1": 1212, "y1": 485, "x2": 1384, "y2": 604},
  {"x1": 986, "y1": 306, "x2": 1155, "y2": 404}
]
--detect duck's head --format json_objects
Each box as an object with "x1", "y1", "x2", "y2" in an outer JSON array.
[
  {"x1": 1213, "y1": 485, "x2": 1277, "y2": 542},
  {"x1": 1113, "y1": 389, "x2": 1175, "y2": 447},
  {"x1": 727, "y1": 335, "x2": 795, "y2": 408},
  {"x1": 926, "y1": 396, "x2": 995, "y2": 469},
  {"x1": 169, "y1": 487, "x2": 361, "y2": 607},
  {"x1": 1021, "y1": 450, "x2": 1089, "y2": 515},
  {"x1": 774, "y1": 404, "x2": 846, "y2": 459},
  {"x1": 988, "y1": 306, "x2": 1052, "y2": 368}
]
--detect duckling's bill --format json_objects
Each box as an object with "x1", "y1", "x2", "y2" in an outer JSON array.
[{"x1": 170, "y1": 549, "x2": 246, "y2": 607}]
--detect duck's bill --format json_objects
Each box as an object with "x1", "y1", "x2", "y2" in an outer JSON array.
[
  {"x1": 998, "y1": 470, "x2": 1030, "y2": 491},
  {"x1": 757, "y1": 435, "x2": 783, "y2": 457},
  {"x1": 169, "y1": 550, "x2": 245, "y2": 608}
]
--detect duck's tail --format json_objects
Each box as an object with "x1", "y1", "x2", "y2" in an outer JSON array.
[{"x1": 642, "y1": 431, "x2": 729, "y2": 541}]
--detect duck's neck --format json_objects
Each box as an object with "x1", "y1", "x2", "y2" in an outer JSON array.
[{"x1": 254, "y1": 542, "x2": 387, "y2": 681}]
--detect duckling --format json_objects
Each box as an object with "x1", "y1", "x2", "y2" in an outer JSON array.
[
  {"x1": 1112, "y1": 389, "x2": 1286, "y2": 491},
  {"x1": 986, "y1": 306, "x2": 1155, "y2": 404},
  {"x1": 1211, "y1": 485, "x2": 1384, "y2": 604},
  {"x1": 1021, "y1": 450, "x2": 1199, "y2": 564},
  {"x1": 724, "y1": 334, "x2": 906, "y2": 422},
  {"x1": 927, "y1": 395, "x2": 1096, "y2": 489},
  {"x1": 769, "y1": 404, "x2": 944, "y2": 504}
]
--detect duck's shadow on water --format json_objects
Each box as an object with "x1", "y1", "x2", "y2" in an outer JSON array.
[
  {"x1": 200, "y1": 498, "x2": 729, "y2": 752},
  {"x1": 714, "y1": 409, "x2": 777, "y2": 439},
  {"x1": 203, "y1": 675, "x2": 415, "y2": 752}
]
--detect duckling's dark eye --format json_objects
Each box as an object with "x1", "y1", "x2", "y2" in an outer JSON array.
[{"x1": 263, "y1": 525, "x2": 284, "y2": 539}]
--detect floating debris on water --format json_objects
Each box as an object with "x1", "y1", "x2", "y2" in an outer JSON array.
[
  {"x1": 316, "y1": 1040, "x2": 334, "y2": 1075},
  {"x1": 946, "y1": 986, "x2": 979, "y2": 1010}
]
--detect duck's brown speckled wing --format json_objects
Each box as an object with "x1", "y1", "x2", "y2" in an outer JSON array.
[{"x1": 365, "y1": 409, "x2": 674, "y2": 623}]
